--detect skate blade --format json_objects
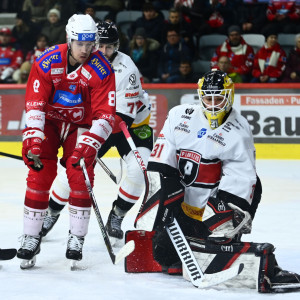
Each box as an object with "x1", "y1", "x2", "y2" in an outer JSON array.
[
  {"x1": 70, "y1": 260, "x2": 88, "y2": 271},
  {"x1": 20, "y1": 256, "x2": 36, "y2": 269}
]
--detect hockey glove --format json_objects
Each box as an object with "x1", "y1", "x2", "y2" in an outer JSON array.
[
  {"x1": 70, "y1": 132, "x2": 104, "y2": 168},
  {"x1": 203, "y1": 195, "x2": 252, "y2": 243},
  {"x1": 22, "y1": 127, "x2": 44, "y2": 171}
]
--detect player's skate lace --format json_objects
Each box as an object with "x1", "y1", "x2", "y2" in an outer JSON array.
[
  {"x1": 17, "y1": 234, "x2": 41, "y2": 260},
  {"x1": 66, "y1": 232, "x2": 84, "y2": 260},
  {"x1": 106, "y1": 210, "x2": 124, "y2": 239},
  {"x1": 41, "y1": 211, "x2": 60, "y2": 237},
  {"x1": 19, "y1": 235, "x2": 40, "y2": 251}
]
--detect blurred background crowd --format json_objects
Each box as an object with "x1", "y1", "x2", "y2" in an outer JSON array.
[{"x1": 0, "y1": 0, "x2": 300, "y2": 84}]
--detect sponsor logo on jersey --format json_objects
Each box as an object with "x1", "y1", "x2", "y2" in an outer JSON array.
[
  {"x1": 175, "y1": 122, "x2": 190, "y2": 133},
  {"x1": 222, "y1": 121, "x2": 240, "y2": 133},
  {"x1": 39, "y1": 52, "x2": 62, "y2": 73},
  {"x1": 88, "y1": 55, "x2": 112, "y2": 79},
  {"x1": 26, "y1": 100, "x2": 46, "y2": 111},
  {"x1": 81, "y1": 67, "x2": 91, "y2": 80},
  {"x1": 185, "y1": 108, "x2": 194, "y2": 115},
  {"x1": 53, "y1": 90, "x2": 83, "y2": 106},
  {"x1": 0, "y1": 58, "x2": 11, "y2": 65},
  {"x1": 47, "y1": 105, "x2": 84, "y2": 122},
  {"x1": 129, "y1": 74, "x2": 136, "y2": 85},
  {"x1": 125, "y1": 92, "x2": 139, "y2": 98},
  {"x1": 36, "y1": 46, "x2": 58, "y2": 62},
  {"x1": 52, "y1": 78, "x2": 62, "y2": 84},
  {"x1": 207, "y1": 133, "x2": 226, "y2": 146},
  {"x1": 181, "y1": 114, "x2": 191, "y2": 120},
  {"x1": 197, "y1": 128, "x2": 207, "y2": 138},
  {"x1": 51, "y1": 68, "x2": 64, "y2": 75}
]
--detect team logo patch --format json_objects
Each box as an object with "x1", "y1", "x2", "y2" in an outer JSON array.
[
  {"x1": 129, "y1": 74, "x2": 136, "y2": 85},
  {"x1": 185, "y1": 108, "x2": 194, "y2": 115},
  {"x1": 47, "y1": 105, "x2": 84, "y2": 122},
  {"x1": 197, "y1": 128, "x2": 207, "y2": 138},
  {"x1": 88, "y1": 55, "x2": 111, "y2": 79},
  {"x1": 178, "y1": 150, "x2": 201, "y2": 186},
  {"x1": 69, "y1": 85, "x2": 76, "y2": 92},
  {"x1": 39, "y1": 52, "x2": 62, "y2": 73},
  {"x1": 53, "y1": 90, "x2": 83, "y2": 106}
]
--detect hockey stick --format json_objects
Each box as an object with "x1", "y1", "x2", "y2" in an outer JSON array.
[
  {"x1": 0, "y1": 151, "x2": 22, "y2": 160},
  {"x1": 80, "y1": 158, "x2": 135, "y2": 264},
  {"x1": 119, "y1": 121, "x2": 244, "y2": 288},
  {"x1": 0, "y1": 248, "x2": 17, "y2": 260},
  {"x1": 0, "y1": 151, "x2": 122, "y2": 185},
  {"x1": 96, "y1": 157, "x2": 123, "y2": 185}
]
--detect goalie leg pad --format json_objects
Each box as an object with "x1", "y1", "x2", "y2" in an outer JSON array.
[
  {"x1": 125, "y1": 230, "x2": 162, "y2": 273},
  {"x1": 183, "y1": 238, "x2": 279, "y2": 292}
]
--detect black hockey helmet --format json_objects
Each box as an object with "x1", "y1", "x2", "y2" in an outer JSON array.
[{"x1": 97, "y1": 21, "x2": 119, "y2": 47}]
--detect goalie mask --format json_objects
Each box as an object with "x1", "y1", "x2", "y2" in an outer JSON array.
[{"x1": 197, "y1": 70, "x2": 234, "y2": 129}]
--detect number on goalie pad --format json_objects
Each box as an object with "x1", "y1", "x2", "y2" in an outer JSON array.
[
  {"x1": 134, "y1": 171, "x2": 184, "y2": 232},
  {"x1": 183, "y1": 238, "x2": 276, "y2": 292}
]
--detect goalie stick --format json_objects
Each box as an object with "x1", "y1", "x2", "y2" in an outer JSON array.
[
  {"x1": 119, "y1": 121, "x2": 244, "y2": 288},
  {"x1": 0, "y1": 151, "x2": 121, "y2": 185},
  {"x1": 0, "y1": 248, "x2": 17, "y2": 260},
  {"x1": 80, "y1": 158, "x2": 135, "y2": 264}
]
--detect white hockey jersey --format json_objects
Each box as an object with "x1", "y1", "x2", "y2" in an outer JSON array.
[
  {"x1": 148, "y1": 104, "x2": 257, "y2": 212},
  {"x1": 112, "y1": 52, "x2": 150, "y2": 127}
]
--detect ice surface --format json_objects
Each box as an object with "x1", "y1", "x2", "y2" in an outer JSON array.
[{"x1": 0, "y1": 158, "x2": 300, "y2": 299}]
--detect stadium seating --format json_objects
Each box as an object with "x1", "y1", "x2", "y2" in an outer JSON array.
[
  {"x1": 242, "y1": 34, "x2": 265, "y2": 53},
  {"x1": 278, "y1": 33, "x2": 296, "y2": 55},
  {"x1": 192, "y1": 59, "x2": 211, "y2": 77},
  {"x1": 198, "y1": 34, "x2": 227, "y2": 60},
  {"x1": 116, "y1": 10, "x2": 143, "y2": 37}
]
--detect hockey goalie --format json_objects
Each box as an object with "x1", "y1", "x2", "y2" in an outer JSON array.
[{"x1": 124, "y1": 70, "x2": 300, "y2": 293}]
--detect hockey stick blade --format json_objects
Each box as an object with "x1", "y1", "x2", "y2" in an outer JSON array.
[
  {"x1": 96, "y1": 157, "x2": 123, "y2": 184},
  {"x1": 80, "y1": 158, "x2": 135, "y2": 264},
  {"x1": 0, "y1": 248, "x2": 17, "y2": 260}
]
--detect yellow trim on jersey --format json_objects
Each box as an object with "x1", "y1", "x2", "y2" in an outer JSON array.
[
  {"x1": 181, "y1": 202, "x2": 205, "y2": 221},
  {"x1": 131, "y1": 114, "x2": 151, "y2": 128}
]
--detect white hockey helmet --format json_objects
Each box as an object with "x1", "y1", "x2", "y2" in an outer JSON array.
[{"x1": 66, "y1": 14, "x2": 98, "y2": 46}]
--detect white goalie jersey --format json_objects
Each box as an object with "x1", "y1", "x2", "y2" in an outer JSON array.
[
  {"x1": 112, "y1": 52, "x2": 150, "y2": 126},
  {"x1": 148, "y1": 104, "x2": 257, "y2": 211}
]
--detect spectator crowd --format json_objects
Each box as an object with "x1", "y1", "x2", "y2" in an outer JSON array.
[{"x1": 1, "y1": 0, "x2": 300, "y2": 84}]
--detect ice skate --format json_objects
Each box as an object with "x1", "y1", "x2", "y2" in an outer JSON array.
[
  {"x1": 41, "y1": 210, "x2": 60, "y2": 237},
  {"x1": 66, "y1": 232, "x2": 86, "y2": 270},
  {"x1": 17, "y1": 234, "x2": 42, "y2": 269},
  {"x1": 105, "y1": 206, "x2": 125, "y2": 246}
]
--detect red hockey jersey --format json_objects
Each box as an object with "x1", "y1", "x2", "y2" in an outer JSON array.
[
  {"x1": 25, "y1": 44, "x2": 116, "y2": 128},
  {"x1": 252, "y1": 43, "x2": 286, "y2": 78},
  {"x1": 211, "y1": 38, "x2": 255, "y2": 75}
]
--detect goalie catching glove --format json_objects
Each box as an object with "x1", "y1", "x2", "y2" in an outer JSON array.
[
  {"x1": 203, "y1": 191, "x2": 252, "y2": 243},
  {"x1": 22, "y1": 127, "x2": 44, "y2": 171},
  {"x1": 70, "y1": 132, "x2": 104, "y2": 168}
]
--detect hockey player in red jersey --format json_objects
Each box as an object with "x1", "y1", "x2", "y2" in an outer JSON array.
[
  {"x1": 126, "y1": 70, "x2": 300, "y2": 292},
  {"x1": 41, "y1": 22, "x2": 153, "y2": 245},
  {"x1": 17, "y1": 14, "x2": 116, "y2": 269}
]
